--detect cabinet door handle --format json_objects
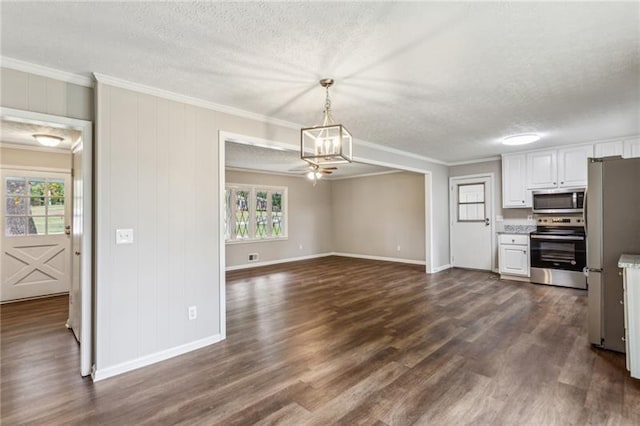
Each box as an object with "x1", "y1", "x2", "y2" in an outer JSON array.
[
  {"x1": 553, "y1": 182, "x2": 557, "y2": 185},
  {"x1": 560, "y1": 181, "x2": 564, "y2": 184},
  {"x1": 523, "y1": 250, "x2": 527, "y2": 254}
]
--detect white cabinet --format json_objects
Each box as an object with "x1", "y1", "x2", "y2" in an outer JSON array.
[
  {"x1": 502, "y1": 153, "x2": 531, "y2": 208},
  {"x1": 526, "y1": 145, "x2": 591, "y2": 190},
  {"x1": 498, "y1": 234, "x2": 530, "y2": 278},
  {"x1": 594, "y1": 140, "x2": 624, "y2": 158},
  {"x1": 619, "y1": 256, "x2": 640, "y2": 379},
  {"x1": 557, "y1": 144, "x2": 593, "y2": 188},
  {"x1": 526, "y1": 150, "x2": 557, "y2": 189},
  {"x1": 624, "y1": 138, "x2": 640, "y2": 159}
]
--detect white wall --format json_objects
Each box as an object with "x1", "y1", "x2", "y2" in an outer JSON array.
[
  {"x1": 225, "y1": 169, "x2": 333, "y2": 268},
  {"x1": 331, "y1": 172, "x2": 425, "y2": 262},
  {"x1": 95, "y1": 84, "x2": 223, "y2": 373},
  {"x1": 1, "y1": 68, "x2": 93, "y2": 121}
]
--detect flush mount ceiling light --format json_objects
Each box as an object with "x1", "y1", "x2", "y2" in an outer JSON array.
[
  {"x1": 32, "y1": 134, "x2": 64, "y2": 147},
  {"x1": 301, "y1": 78, "x2": 352, "y2": 166},
  {"x1": 502, "y1": 133, "x2": 541, "y2": 146}
]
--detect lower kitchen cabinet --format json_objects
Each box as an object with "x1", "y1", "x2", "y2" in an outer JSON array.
[
  {"x1": 499, "y1": 234, "x2": 530, "y2": 279},
  {"x1": 619, "y1": 255, "x2": 640, "y2": 379}
]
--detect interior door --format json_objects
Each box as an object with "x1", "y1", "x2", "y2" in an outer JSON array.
[
  {"x1": 1, "y1": 171, "x2": 72, "y2": 302},
  {"x1": 70, "y1": 138, "x2": 93, "y2": 377},
  {"x1": 68, "y1": 147, "x2": 83, "y2": 342},
  {"x1": 450, "y1": 176, "x2": 493, "y2": 270}
]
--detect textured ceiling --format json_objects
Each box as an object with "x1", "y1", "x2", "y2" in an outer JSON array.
[
  {"x1": 1, "y1": 119, "x2": 80, "y2": 150},
  {"x1": 226, "y1": 142, "x2": 395, "y2": 179},
  {"x1": 2, "y1": 2, "x2": 639, "y2": 163}
]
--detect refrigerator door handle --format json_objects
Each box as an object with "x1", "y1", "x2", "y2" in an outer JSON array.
[{"x1": 583, "y1": 188, "x2": 588, "y2": 235}]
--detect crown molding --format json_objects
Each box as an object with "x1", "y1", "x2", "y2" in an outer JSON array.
[
  {"x1": 448, "y1": 156, "x2": 501, "y2": 166},
  {"x1": 1, "y1": 56, "x2": 94, "y2": 88},
  {"x1": 328, "y1": 170, "x2": 403, "y2": 181},
  {"x1": 354, "y1": 138, "x2": 448, "y2": 166},
  {"x1": 93, "y1": 72, "x2": 302, "y2": 131},
  {"x1": 225, "y1": 166, "x2": 306, "y2": 179},
  {"x1": 93, "y1": 73, "x2": 452, "y2": 167}
]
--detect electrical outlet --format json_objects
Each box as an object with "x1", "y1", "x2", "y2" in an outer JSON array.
[
  {"x1": 396, "y1": 245, "x2": 401, "y2": 252},
  {"x1": 248, "y1": 253, "x2": 259, "y2": 262},
  {"x1": 299, "y1": 244, "x2": 303, "y2": 250},
  {"x1": 188, "y1": 306, "x2": 197, "y2": 320}
]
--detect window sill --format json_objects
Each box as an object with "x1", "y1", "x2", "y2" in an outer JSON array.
[{"x1": 225, "y1": 237, "x2": 289, "y2": 245}]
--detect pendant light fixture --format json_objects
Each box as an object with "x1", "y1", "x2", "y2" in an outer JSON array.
[
  {"x1": 32, "y1": 134, "x2": 64, "y2": 147},
  {"x1": 301, "y1": 78, "x2": 352, "y2": 166}
]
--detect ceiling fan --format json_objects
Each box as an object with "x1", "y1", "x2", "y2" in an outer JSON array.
[{"x1": 289, "y1": 163, "x2": 337, "y2": 185}]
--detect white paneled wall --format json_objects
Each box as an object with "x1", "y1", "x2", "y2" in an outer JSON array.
[
  {"x1": 95, "y1": 84, "x2": 220, "y2": 376},
  {"x1": 1, "y1": 68, "x2": 93, "y2": 120}
]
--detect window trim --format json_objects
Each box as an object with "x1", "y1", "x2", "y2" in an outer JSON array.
[
  {"x1": 456, "y1": 182, "x2": 486, "y2": 223},
  {"x1": 225, "y1": 183, "x2": 288, "y2": 244}
]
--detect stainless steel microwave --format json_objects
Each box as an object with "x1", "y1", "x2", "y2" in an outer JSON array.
[{"x1": 532, "y1": 188, "x2": 585, "y2": 214}]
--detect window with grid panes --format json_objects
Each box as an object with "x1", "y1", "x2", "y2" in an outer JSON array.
[
  {"x1": 4, "y1": 176, "x2": 66, "y2": 236},
  {"x1": 225, "y1": 184, "x2": 287, "y2": 241}
]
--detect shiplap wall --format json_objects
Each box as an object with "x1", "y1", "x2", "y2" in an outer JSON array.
[
  {"x1": 95, "y1": 84, "x2": 222, "y2": 371},
  {"x1": 1, "y1": 68, "x2": 93, "y2": 121}
]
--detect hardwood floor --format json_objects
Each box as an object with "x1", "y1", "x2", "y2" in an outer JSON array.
[{"x1": 2, "y1": 256, "x2": 639, "y2": 424}]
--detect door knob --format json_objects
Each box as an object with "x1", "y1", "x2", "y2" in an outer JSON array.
[
  {"x1": 65, "y1": 225, "x2": 71, "y2": 236},
  {"x1": 485, "y1": 218, "x2": 490, "y2": 226}
]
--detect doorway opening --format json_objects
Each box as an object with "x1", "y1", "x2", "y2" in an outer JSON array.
[{"x1": 0, "y1": 107, "x2": 93, "y2": 377}]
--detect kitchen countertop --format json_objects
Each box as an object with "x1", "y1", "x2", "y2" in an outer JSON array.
[
  {"x1": 619, "y1": 254, "x2": 640, "y2": 269},
  {"x1": 497, "y1": 225, "x2": 536, "y2": 235}
]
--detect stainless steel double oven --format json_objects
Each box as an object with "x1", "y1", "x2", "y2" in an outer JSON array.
[{"x1": 530, "y1": 216, "x2": 587, "y2": 289}]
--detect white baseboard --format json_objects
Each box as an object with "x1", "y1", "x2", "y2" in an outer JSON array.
[
  {"x1": 332, "y1": 252, "x2": 426, "y2": 266},
  {"x1": 429, "y1": 264, "x2": 452, "y2": 273},
  {"x1": 92, "y1": 334, "x2": 222, "y2": 382},
  {"x1": 226, "y1": 252, "x2": 332, "y2": 271}
]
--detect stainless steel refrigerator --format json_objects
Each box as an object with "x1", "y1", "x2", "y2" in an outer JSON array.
[{"x1": 587, "y1": 156, "x2": 640, "y2": 353}]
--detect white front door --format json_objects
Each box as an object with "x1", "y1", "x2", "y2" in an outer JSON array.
[
  {"x1": 450, "y1": 176, "x2": 493, "y2": 271},
  {"x1": 1, "y1": 171, "x2": 72, "y2": 302}
]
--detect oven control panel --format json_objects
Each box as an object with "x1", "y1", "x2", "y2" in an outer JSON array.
[{"x1": 536, "y1": 216, "x2": 584, "y2": 226}]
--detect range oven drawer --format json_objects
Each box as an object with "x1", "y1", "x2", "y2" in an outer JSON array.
[{"x1": 499, "y1": 234, "x2": 529, "y2": 245}]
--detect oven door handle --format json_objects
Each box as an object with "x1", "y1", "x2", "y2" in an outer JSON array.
[{"x1": 531, "y1": 235, "x2": 585, "y2": 241}]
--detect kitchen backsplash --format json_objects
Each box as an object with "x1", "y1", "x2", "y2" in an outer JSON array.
[
  {"x1": 502, "y1": 224, "x2": 537, "y2": 233},
  {"x1": 495, "y1": 216, "x2": 536, "y2": 233}
]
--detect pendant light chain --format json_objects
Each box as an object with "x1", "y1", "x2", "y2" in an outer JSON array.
[{"x1": 322, "y1": 85, "x2": 334, "y2": 126}]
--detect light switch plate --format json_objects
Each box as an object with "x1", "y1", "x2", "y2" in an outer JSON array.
[{"x1": 116, "y1": 229, "x2": 134, "y2": 244}]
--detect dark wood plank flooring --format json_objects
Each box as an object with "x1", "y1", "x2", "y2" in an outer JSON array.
[{"x1": 2, "y1": 256, "x2": 639, "y2": 424}]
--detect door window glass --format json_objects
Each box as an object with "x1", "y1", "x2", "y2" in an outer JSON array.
[
  {"x1": 4, "y1": 177, "x2": 67, "y2": 236},
  {"x1": 457, "y1": 183, "x2": 485, "y2": 222}
]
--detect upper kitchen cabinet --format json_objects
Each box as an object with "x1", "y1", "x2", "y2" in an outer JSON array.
[
  {"x1": 557, "y1": 144, "x2": 593, "y2": 188},
  {"x1": 526, "y1": 145, "x2": 592, "y2": 190},
  {"x1": 624, "y1": 138, "x2": 640, "y2": 159},
  {"x1": 502, "y1": 153, "x2": 531, "y2": 208},
  {"x1": 594, "y1": 140, "x2": 624, "y2": 158},
  {"x1": 526, "y1": 150, "x2": 557, "y2": 189}
]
